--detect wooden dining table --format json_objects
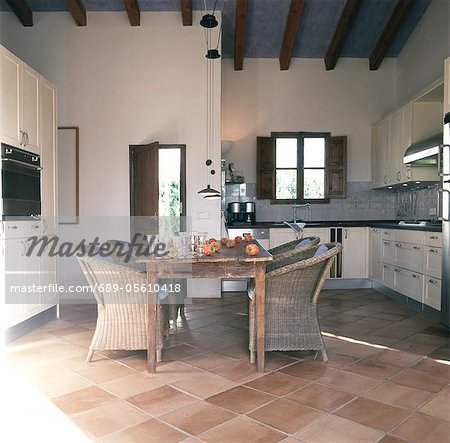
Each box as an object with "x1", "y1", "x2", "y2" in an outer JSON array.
[{"x1": 137, "y1": 240, "x2": 273, "y2": 373}]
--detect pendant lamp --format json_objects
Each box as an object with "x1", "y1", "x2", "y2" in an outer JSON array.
[{"x1": 197, "y1": 0, "x2": 222, "y2": 199}]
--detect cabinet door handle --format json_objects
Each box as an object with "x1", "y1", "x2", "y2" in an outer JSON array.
[
  {"x1": 412, "y1": 246, "x2": 420, "y2": 250},
  {"x1": 429, "y1": 236, "x2": 438, "y2": 240},
  {"x1": 396, "y1": 171, "x2": 401, "y2": 181},
  {"x1": 9, "y1": 225, "x2": 18, "y2": 230},
  {"x1": 429, "y1": 248, "x2": 437, "y2": 253},
  {"x1": 24, "y1": 132, "x2": 29, "y2": 146},
  {"x1": 19, "y1": 130, "x2": 24, "y2": 146},
  {"x1": 383, "y1": 265, "x2": 389, "y2": 269},
  {"x1": 394, "y1": 268, "x2": 400, "y2": 272},
  {"x1": 395, "y1": 243, "x2": 402, "y2": 247},
  {"x1": 384, "y1": 175, "x2": 388, "y2": 184},
  {"x1": 428, "y1": 278, "x2": 437, "y2": 284},
  {"x1": 383, "y1": 241, "x2": 389, "y2": 245},
  {"x1": 412, "y1": 273, "x2": 419, "y2": 279},
  {"x1": 344, "y1": 229, "x2": 348, "y2": 239},
  {"x1": 384, "y1": 231, "x2": 391, "y2": 235}
]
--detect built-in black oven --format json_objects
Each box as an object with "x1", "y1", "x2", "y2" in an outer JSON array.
[{"x1": 1, "y1": 143, "x2": 41, "y2": 219}]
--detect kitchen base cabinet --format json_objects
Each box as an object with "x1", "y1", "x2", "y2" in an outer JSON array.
[
  {"x1": 341, "y1": 227, "x2": 367, "y2": 278},
  {"x1": 376, "y1": 227, "x2": 442, "y2": 313}
]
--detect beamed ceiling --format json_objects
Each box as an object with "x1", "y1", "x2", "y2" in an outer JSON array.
[{"x1": 1, "y1": 0, "x2": 432, "y2": 71}]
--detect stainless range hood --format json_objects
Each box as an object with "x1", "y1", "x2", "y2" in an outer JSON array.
[{"x1": 403, "y1": 133, "x2": 442, "y2": 166}]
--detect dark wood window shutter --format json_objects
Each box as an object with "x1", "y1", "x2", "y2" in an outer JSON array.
[
  {"x1": 326, "y1": 136, "x2": 347, "y2": 198},
  {"x1": 256, "y1": 136, "x2": 275, "y2": 199}
]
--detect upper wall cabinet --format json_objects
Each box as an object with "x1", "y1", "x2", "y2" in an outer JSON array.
[
  {"x1": 372, "y1": 83, "x2": 443, "y2": 189},
  {"x1": 0, "y1": 46, "x2": 39, "y2": 153}
]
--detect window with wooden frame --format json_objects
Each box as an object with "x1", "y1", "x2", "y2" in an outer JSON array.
[{"x1": 257, "y1": 132, "x2": 347, "y2": 202}]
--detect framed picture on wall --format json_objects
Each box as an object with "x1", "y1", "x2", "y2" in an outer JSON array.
[{"x1": 57, "y1": 127, "x2": 79, "y2": 224}]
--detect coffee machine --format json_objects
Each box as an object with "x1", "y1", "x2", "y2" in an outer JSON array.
[{"x1": 227, "y1": 202, "x2": 256, "y2": 225}]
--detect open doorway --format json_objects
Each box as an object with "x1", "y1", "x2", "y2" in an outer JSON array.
[{"x1": 129, "y1": 142, "x2": 186, "y2": 241}]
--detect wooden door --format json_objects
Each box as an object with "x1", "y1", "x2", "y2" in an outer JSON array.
[
  {"x1": 130, "y1": 141, "x2": 159, "y2": 217},
  {"x1": 130, "y1": 142, "x2": 159, "y2": 242}
]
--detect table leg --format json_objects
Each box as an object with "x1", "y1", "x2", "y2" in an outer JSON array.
[
  {"x1": 254, "y1": 262, "x2": 266, "y2": 372},
  {"x1": 147, "y1": 263, "x2": 157, "y2": 373}
]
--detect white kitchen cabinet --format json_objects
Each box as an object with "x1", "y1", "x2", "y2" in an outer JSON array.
[
  {"x1": 388, "y1": 103, "x2": 412, "y2": 185},
  {"x1": 21, "y1": 64, "x2": 40, "y2": 153},
  {"x1": 369, "y1": 228, "x2": 382, "y2": 281},
  {"x1": 372, "y1": 81, "x2": 443, "y2": 189},
  {"x1": 377, "y1": 227, "x2": 442, "y2": 311},
  {"x1": 0, "y1": 45, "x2": 39, "y2": 153},
  {"x1": 341, "y1": 227, "x2": 367, "y2": 278},
  {"x1": 40, "y1": 78, "x2": 58, "y2": 234},
  {"x1": 372, "y1": 118, "x2": 389, "y2": 187},
  {"x1": 1, "y1": 46, "x2": 58, "y2": 332}
]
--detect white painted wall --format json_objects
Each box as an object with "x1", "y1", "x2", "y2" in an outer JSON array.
[
  {"x1": 221, "y1": 58, "x2": 397, "y2": 183},
  {"x1": 397, "y1": 0, "x2": 450, "y2": 104},
  {"x1": 0, "y1": 11, "x2": 222, "y2": 296}
]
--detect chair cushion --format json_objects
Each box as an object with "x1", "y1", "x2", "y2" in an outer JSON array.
[
  {"x1": 314, "y1": 244, "x2": 328, "y2": 256},
  {"x1": 295, "y1": 238, "x2": 313, "y2": 249}
]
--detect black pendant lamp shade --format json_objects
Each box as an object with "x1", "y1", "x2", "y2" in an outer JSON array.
[
  {"x1": 198, "y1": 184, "x2": 221, "y2": 196},
  {"x1": 206, "y1": 49, "x2": 220, "y2": 59},
  {"x1": 200, "y1": 13, "x2": 218, "y2": 28}
]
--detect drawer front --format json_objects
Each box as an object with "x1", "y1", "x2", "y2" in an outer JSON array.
[
  {"x1": 425, "y1": 277, "x2": 441, "y2": 311},
  {"x1": 394, "y1": 242, "x2": 423, "y2": 272},
  {"x1": 395, "y1": 230, "x2": 425, "y2": 245},
  {"x1": 394, "y1": 267, "x2": 423, "y2": 302},
  {"x1": 425, "y1": 232, "x2": 442, "y2": 248},
  {"x1": 425, "y1": 247, "x2": 442, "y2": 279},
  {"x1": 382, "y1": 240, "x2": 395, "y2": 264}
]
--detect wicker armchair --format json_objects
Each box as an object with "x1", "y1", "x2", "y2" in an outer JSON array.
[
  {"x1": 267, "y1": 236, "x2": 320, "y2": 272},
  {"x1": 248, "y1": 242, "x2": 342, "y2": 362},
  {"x1": 105, "y1": 239, "x2": 186, "y2": 328},
  {"x1": 77, "y1": 255, "x2": 168, "y2": 363},
  {"x1": 268, "y1": 236, "x2": 320, "y2": 258}
]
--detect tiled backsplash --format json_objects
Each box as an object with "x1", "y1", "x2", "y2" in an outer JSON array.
[{"x1": 224, "y1": 182, "x2": 439, "y2": 222}]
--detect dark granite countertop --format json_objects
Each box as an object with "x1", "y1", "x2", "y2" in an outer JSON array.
[{"x1": 226, "y1": 220, "x2": 442, "y2": 232}]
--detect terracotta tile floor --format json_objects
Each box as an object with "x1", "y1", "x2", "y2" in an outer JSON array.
[{"x1": 5, "y1": 289, "x2": 450, "y2": 442}]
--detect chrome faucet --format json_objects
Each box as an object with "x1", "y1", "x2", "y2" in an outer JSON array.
[{"x1": 292, "y1": 203, "x2": 311, "y2": 223}]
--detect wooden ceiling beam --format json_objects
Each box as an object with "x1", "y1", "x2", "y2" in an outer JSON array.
[
  {"x1": 234, "y1": 0, "x2": 248, "y2": 71},
  {"x1": 124, "y1": 0, "x2": 140, "y2": 26},
  {"x1": 180, "y1": 0, "x2": 192, "y2": 26},
  {"x1": 324, "y1": 0, "x2": 361, "y2": 71},
  {"x1": 65, "y1": 0, "x2": 87, "y2": 26},
  {"x1": 4, "y1": 0, "x2": 33, "y2": 26},
  {"x1": 279, "y1": 0, "x2": 305, "y2": 71},
  {"x1": 369, "y1": 0, "x2": 414, "y2": 70}
]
